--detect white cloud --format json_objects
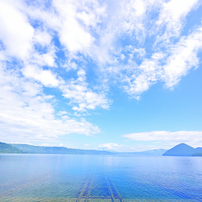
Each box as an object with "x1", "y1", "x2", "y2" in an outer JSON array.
[
  {"x1": 93, "y1": 0, "x2": 202, "y2": 98},
  {"x1": 98, "y1": 143, "x2": 127, "y2": 152},
  {"x1": 34, "y1": 30, "x2": 52, "y2": 47},
  {"x1": 51, "y1": 0, "x2": 105, "y2": 53},
  {"x1": 61, "y1": 69, "x2": 109, "y2": 111},
  {"x1": 0, "y1": 0, "x2": 110, "y2": 114},
  {"x1": 22, "y1": 65, "x2": 60, "y2": 87},
  {"x1": 1, "y1": 0, "x2": 201, "y2": 102},
  {"x1": 59, "y1": 17, "x2": 93, "y2": 53},
  {"x1": 0, "y1": 1, "x2": 56, "y2": 66},
  {"x1": 0, "y1": 63, "x2": 100, "y2": 144},
  {"x1": 0, "y1": 0, "x2": 202, "y2": 147},
  {"x1": 156, "y1": 0, "x2": 200, "y2": 41},
  {"x1": 162, "y1": 27, "x2": 202, "y2": 88},
  {"x1": 123, "y1": 131, "x2": 202, "y2": 147},
  {"x1": 98, "y1": 142, "x2": 163, "y2": 152},
  {"x1": 122, "y1": 52, "x2": 164, "y2": 97},
  {"x1": 112, "y1": 25, "x2": 202, "y2": 98},
  {"x1": 57, "y1": 111, "x2": 69, "y2": 116},
  {"x1": 0, "y1": 0, "x2": 34, "y2": 60},
  {"x1": 31, "y1": 50, "x2": 56, "y2": 68},
  {"x1": 99, "y1": 143, "x2": 119, "y2": 150}
]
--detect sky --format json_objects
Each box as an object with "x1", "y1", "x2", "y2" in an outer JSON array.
[{"x1": 0, "y1": 0, "x2": 202, "y2": 152}]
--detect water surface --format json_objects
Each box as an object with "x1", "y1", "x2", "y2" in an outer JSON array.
[{"x1": 0, "y1": 154, "x2": 201, "y2": 201}]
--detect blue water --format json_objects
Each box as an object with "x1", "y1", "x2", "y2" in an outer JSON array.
[{"x1": 0, "y1": 154, "x2": 202, "y2": 201}]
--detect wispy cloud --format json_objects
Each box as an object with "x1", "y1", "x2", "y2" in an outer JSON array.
[
  {"x1": 98, "y1": 143, "x2": 128, "y2": 152},
  {"x1": 163, "y1": 27, "x2": 202, "y2": 87},
  {"x1": 0, "y1": 0, "x2": 34, "y2": 60},
  {"x1": 0, "y1": 63, "x2": 100, "y2": 144},
  {"x1": 155, "y1": 0, "x2": 200, "y2": 42},
  {"x1": 60, "y1": 69, "x2": 109, "y2": 111},
  {"x1": 22, "y1": 65, "x2": 60, "y2": 87},
  {"x1": 0, "y1": 0, "x2": 201, "y2": 146},
  {"x1": 123, "y1": 131, "x2": 202, "y2": 147}
]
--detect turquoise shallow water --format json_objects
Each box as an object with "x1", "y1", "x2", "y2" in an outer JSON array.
[{"x1": 0, "y1": 154, "x2": 202, "y2": 201}]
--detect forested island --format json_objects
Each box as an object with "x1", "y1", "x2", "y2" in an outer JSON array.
[{"x1": 162, "y1": 143, "x2": 202, "y2": 156}]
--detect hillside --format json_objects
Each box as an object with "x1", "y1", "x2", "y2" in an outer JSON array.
[
  {"x1": 192, "y1": 147, "x2": 202, "y2": 156},
  {"x1": 12, "y1": 144, "x2": 113, "y2": 155},
  {"x1": 0, "y1": 142, "x2": 23, "y2": 153},
  {"x1": 0, "y1": 142, "x2": 166, "y2": 155},
  {"x1": 163, "y1": 143, "x2": 201, "y2": 156},
  {"x1": 118, "y1": 149, "x2": 166, "y2": 156}
]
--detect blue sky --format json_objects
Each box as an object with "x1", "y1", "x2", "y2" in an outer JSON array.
[{"x1": 0, "y1": 0, "x2": 202, "y2": 151}]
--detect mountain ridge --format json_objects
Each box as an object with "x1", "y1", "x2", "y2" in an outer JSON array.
[
  {"x1": 0, "y1": 142, "x2": 166, "y2": 155},
  {"x1": 12, "y1": 143, "x2": 112, "y2": 155},
  {"x1": 0, "y1": 142, "x2": 24, "y2": 153},
  {"x1": 163, "y1": 143, "x2": 202, "y2": 156}
]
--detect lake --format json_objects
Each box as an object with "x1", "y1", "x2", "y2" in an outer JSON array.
[{"x1": 0, "y1": 154, "x2": 201, "y2": 201}]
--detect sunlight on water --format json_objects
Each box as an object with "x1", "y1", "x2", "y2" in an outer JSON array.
[{"x1": 0, "y1": 155, "x2": 202, "y2": 201}]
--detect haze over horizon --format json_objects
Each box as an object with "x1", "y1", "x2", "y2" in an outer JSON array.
[{"x1": 0, "y1": 0, "x2": 202, "y2": 152}]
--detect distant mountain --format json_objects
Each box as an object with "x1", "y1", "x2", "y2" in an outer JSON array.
[
  {"x1": 0, "y1": 142, "x2": 165, "y2": 155},
  {"x1": 134, "y1": 149, "x2": 167, "y2": 156},
  {"x1": 192, "y1": 147, "x2": 202, "y2": 156},
  {"x1": 118, "y1": 149, "x2": 166, "y2": 156},
  {"x1": 2, "y1": 141, "x2": 202, "y2": 157},
  {"x1": 0, "y1": 142, "x2": 24, "y2": 153},
  {"x1": 12, "y1": 144, "x2": 113, "y2": 155},
  {"x1": 163, "y1": 143, "x2": 202, "y2": 156},
  {"x1": 192, "y1": 153, "x2": 202, "y2": 156},
  {"x1": 195, "y1": 147, "x2": 202, "y2": 153}
]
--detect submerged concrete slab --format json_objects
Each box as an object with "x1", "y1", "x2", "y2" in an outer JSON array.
[{"x1": 0, "y1": 198, "x2": 200, "y2": 202}]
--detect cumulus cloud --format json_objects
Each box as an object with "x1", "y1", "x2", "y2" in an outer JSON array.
[
  {"x1": 121, "y1": 25, "x2": 202, "y2": 97},
  {"x1": 0, "y1": 0, "x2": 110, "y2": 144},
  {"x1": 61, "y1": 69, "x2": 109, "y2": 111},
  {"x1": 34, "y1": 30, "x2": 52, "y2": 47},
  {"x1": 163, "y1": 27, "x2": 202, "y2": 87},
  {"x1": 0, "y1": 0, "x2": 202, "y2": 145},
  {"x1": 52, "y1": 0, "x2": 94, "y2": 53},
  {"x1": 98, "y1": 143, "x2": 127, "y2": 152},
  {"x1": 0, "y1": 0, "x2": 34, "y2": 60},
  {"x1": 1, "y1": 0, "x2": 201, "y2": 100},
  {"x1": 122, "y1": 52, "x2": 164, "y2": 97},
  {"x1": 0, "y1": 63, "x2": 100, "y2": 144},
  {"x1": 0, "y1": 0, "x2": 109, "y2": 110},
  {"x1": 22, "y1": 65, "x2": 60, "y2": 87},
  {"x1": 156, "y1": 0, "x2": 200, "y2": 42},
  {"x1": 123, "y1": 131, "x2": 202, "y2": 147},
  {"x1": 99, "y1": 143, "x2": 119, "y2": 150},
  {"x1": 98, "y1": 142, "x2": 164, "y2": 152}
]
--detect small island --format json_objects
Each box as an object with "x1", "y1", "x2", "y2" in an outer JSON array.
[{"x1": 162, "y1": 143, "x2": 202, "y2": 156}]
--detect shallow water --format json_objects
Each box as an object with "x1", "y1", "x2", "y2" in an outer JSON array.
[{"x1": 0, "y1": 154, "x2": 202, "y2": 201}]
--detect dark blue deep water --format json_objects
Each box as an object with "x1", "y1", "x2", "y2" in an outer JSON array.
[{"x1": 0, "y1": 154, "x2": 202, "y2": 201}]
